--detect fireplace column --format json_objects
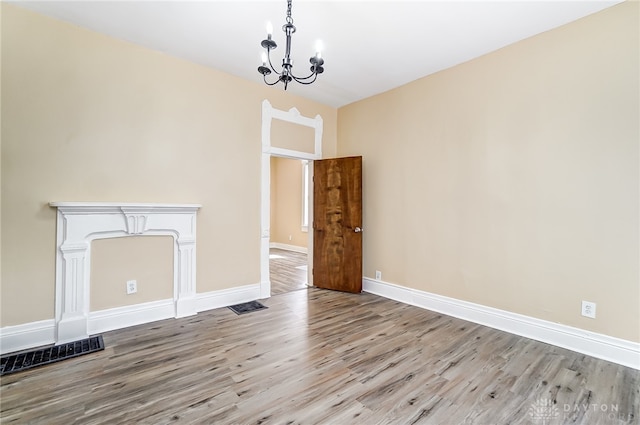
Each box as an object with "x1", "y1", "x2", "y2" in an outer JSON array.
[
  {"x1": 57, "y1": 241, "x2": 91, "y2": 342},
  {"x1": 175, "y1": 237, "x2": 197, "y2": 317}
]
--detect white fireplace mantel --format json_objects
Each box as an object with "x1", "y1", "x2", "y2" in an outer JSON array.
[{"x1": 50, "y1": 202, "x2": 201, "y2": 343}]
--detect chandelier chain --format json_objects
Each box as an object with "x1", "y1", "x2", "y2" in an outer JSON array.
[{"x1": 286, "y1": 0, "x2": 293, "y2": 25}]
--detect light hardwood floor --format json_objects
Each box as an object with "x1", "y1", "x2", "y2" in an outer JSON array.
[
  {"x1": 270, "y1": 248, "x2": 308, "y2": 296},
  {"x1": 1, "y1": 288, "x2": 638, "y2": 424}
]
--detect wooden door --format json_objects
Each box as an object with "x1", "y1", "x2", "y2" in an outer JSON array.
[{"x1": 313, "y1": 156, "x2": 363, "y2": 293}]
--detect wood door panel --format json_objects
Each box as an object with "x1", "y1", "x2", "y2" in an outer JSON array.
[{"x1": 313, "y1": 156, "x2": 362, "y2": 293}]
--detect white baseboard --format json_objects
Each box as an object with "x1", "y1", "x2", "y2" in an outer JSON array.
[
  {"x1": 88, "y1": 299, "x2": 176, "y2": 335},
  {"x1": 77, "y1": 284, "x2": 263, "y2": 337},
  {"x1": 269, "y1": 242, "x2": 308, "y2": 254},
  {"x1": 363, "y1": 277, "x2": 640, "y2": 370},
  {"x1": 196, "y1": 283, "x2": 262, "y2": 312},
  {"x1": 0, "y1": 319, "x2": 56, "y2": 355},
  {"x1": 8, "y1": 279, "x2": 634, "y2": 370},
  {"x1": 1, "y1": 283, "x2": 264, "y2": 355}
]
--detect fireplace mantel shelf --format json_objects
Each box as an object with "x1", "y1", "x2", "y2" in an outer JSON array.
[{"x1": 50, "y1": 202, "x2": 201, "y2": 212}]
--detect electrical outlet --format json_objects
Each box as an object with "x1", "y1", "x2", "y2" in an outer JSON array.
[
  {"x1": 126, "y1": 280, "x2": 137, "y2": 295},
  {"x1": 581, "y1": 301, "x2": 596, "y2": 319},
  {"x1": 375, "y1": 270, "x2": 382, "y2": 280}
]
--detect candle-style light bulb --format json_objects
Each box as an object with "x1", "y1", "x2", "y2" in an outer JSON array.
[
  {"x1": 315, "y1": 40, "x2": 324, "y2": 58},
  {"x1": 261, "y1": 52, "x2": 268, "y2": 66},
  {"x1": 266, "y1": 21, "x2": 273, "y2": 39}
]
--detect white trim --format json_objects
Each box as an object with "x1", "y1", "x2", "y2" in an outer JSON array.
[
  {"x1": 269, "y1": 242, "x2": 308, "y2": 254},
  {"x1": 260, "y1": 100, "x2": 322, "y2": 298},
  {"x1": 195, "y1": 283, "x2": 262, "y2": 312},
  {"x1": 301, "y1": 159, "x2": 310, "y2": 231},
  {"x1": 269, "y1": 147, "x2": 318, "y2": 161},
  {"x1": 88, "y1": 285, "x2": 264, "y2": 334},
  {"x1": 0, "y1": 320, "x2": 56, "y2": 355},
  {"x1": 1, "y1": 284, "x2": 263, "y2": 355},
  {"x1": 48, "y1": 202, "x2": 201, "y2": 212},
  {"x1": 88, "y1": 299, "x2": 176, "y2": 335},
  {"x1": 7, "y1": 279, "x2": 635, "y2": 370},
  {"x1": 363, "y1": 277, "x2": 640, "y2": 370}
]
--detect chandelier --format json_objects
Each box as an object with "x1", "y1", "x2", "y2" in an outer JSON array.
[{"x1": 257, "y1": 0, "x2": 324, "y2": 90}]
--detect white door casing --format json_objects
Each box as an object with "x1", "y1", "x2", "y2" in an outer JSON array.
[{"x1": 260, "y1": 100, "x2": 323, "y2": 298}]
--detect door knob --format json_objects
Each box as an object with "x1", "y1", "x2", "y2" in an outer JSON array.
[{"x1": 354, "y1": 227, "x2": 363, "y2": 233}]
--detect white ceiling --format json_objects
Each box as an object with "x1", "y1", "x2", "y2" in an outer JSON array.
[{"x1": 11, "y1": 0, "x2": 623, "y2": 108}]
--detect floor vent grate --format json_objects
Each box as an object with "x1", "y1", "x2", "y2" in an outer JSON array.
[
  {"x1": 228, "y1": 301, "x2": 268, "y2": 315},
  {"x1": 1, "y1": 335, "x2": 104, "y2": 376}
]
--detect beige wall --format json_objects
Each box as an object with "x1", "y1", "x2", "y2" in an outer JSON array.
[
  {"x1": 270, "y1": 157, "x2": 308, "y2": 248},
  {"x1": 90, "y1": 236, "x2": 174, "y2": 311},
  {"x1": 271, "y1": 119, "x2": 316, "y2": 154},
  {"x1": 0, "y1": 4, "x2": 337, "y2": 326},
  {"x1": 338, "y1": 2, "x2": 639, "y2": 342}
]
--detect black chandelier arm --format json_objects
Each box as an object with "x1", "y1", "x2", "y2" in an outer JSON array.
[
  {"x1": 261, "y1": 63, "x2": 322, "y2": 83},
  {"x1": 263, "y1": 74, "x2": 284, "y2": 86},
  {"x1": 290, "y1": 71, "x2": 319, "y2": 82},
  {"x1": 291, "y1": 73, "x2": 319, "y2": 85},
  {"x1": 263, "y1": 49, "x2": 322, "y2": 81},
  {"x1": 264, "y1": 49, "x2": 282, "y2": 76}
]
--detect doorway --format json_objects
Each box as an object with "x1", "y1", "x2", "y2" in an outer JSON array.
[
  {"x1": 259, "y1": 100, "x2": 323, "y2": 299},
  {"x1": 269, "y1": 156, "x2": 310, "y2": 295},
  {"x1": 260, "y1": 101, "x2": 363, "y2": 299},
  {"x1": 269, "y1": 249, "x2": 308, "y2": 295}
]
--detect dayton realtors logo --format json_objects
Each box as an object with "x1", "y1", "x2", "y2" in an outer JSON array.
[
  {"x1": 528, "y1": 399, "x2": 628, "y2": 424},
  {"x1": 528, "y1": 399, "x2": 559, "y2": 425}
]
